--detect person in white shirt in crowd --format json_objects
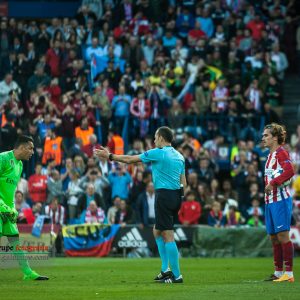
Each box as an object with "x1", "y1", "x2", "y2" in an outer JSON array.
[
  {"x1": 0, "y1": 73, "x2": 21, "y2": 106},
  {"x1": 244, "y1": 79, "x2": 263, "y2": 113},
  {"x1": 212, "y1": 78, "x2": 229, "y2": 113},
  {"x1": 85, "y1": 200, "x2": 106, "y2": 224},
  {"x1": 271, "y1": 43, "x2": 289, "y2": 80}
]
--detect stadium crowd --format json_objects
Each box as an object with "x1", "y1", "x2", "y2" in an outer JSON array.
[{"x1": 1, "y1": 0, "x2": 300, "y2": 229}]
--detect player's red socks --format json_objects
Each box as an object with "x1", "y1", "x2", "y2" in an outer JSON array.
[
  {"x1": 281, "y1": 241, "x2": 294, "y2": 272},
  {"x1": 272, "y1": 243, "x2": 283, "y2": 272}
]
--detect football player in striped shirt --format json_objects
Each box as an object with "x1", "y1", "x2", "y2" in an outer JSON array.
[{"x1": 262, "y1": 123, "x2": 295, "y2": 282}]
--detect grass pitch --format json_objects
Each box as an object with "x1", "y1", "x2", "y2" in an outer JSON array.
[{"x1": 0, "y1": 257, "x2": 299, "y2": 300}]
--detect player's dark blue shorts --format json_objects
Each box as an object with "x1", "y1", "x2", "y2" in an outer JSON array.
[{"x1": 265, "y1": 197, "x2": 292, "y2": 235}]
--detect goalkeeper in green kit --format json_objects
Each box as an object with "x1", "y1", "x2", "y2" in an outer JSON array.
[{"x1": 0, "y1": 135, "x2": 48, "y2": 280}]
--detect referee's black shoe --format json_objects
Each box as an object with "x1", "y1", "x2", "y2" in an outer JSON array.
[
  {"x1": 159, "y1": 274, "x2": 183, "y2": 284},
  {"x1": 154, "y1": 269, "x2": 172, "y2": 281}
]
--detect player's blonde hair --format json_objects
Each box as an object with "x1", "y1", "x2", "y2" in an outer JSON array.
[{"x1": 264, "y1": 123, "x2": 287, "y2": 145}]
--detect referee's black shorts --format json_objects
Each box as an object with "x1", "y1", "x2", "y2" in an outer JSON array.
[{"x1": 154, "y1": 188, "x2": 182, "y2": 231}]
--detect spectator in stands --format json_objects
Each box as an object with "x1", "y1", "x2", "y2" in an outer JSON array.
[
  {"x1": 108, "y1": 164, "x2": 132, "y2": 201},
  {"x1": 244, "y1": 79, "x2": 263, "y2": 113},
  {"x1": 75, "y1": 116, "x2": 94, "y2": 147},
  {"x1": 167, "y1": 99, "x2": 184, "y2": 129},
  {"x1": 28, "y1": 163, "x2": 48, "y2": 204},
  {"x1": 77, "y1": 183, "x2": 106, "y2": 217},
  {"x1": 27, "y1": 64, "x2": 51, "y2": 92},
  {"x1": 45, "y1": 196, "x2": 65, "y2": 226},
  {"x1": 15, "y1": 191, "x2": 32, "y2": 224},
  {"x1": 130, "y1": 87, "x2": 151, "y2": 138},
  {"x1": 290, "y1": 124, "x2": 300, "y2": 152},
  {"x1": 271, "y1": 43, "x2": 289, "y2": 80},
  {"x1": 34, "y1": 112, "x2": 61, "y2": 140},
  {"x1": 246, "y1": 197, "x2": 264, "y2": 222},
  {"x1": 107, "y1": 129, "x2": 124, "y2": 155},
  {"x1": 85, "y1": 200, "x2": 106, "y2": 224},
  {"x1": 197, "y1": 158, "x2": 215, "y2": 185},
  {"x1": 42, "y1": 128, "x2": 63, "y2": 167},
  {"x1": 60, "y1": 157, "x2": 73, "y2": 191},
  {"x1": 178, "y1": 191, "x2": 201, "y2": 225},
  {"x1": 81, "y1": 134, "x2": 101, "y2": 158},
  {"x1": 47, "y1": 169, "x2": 63, "y2": 204},
  {"x1": 0, "y1": 73, "x2": 21, "y2": 106},
  {"x1": 66, "y1": 169, "x2": 83, "y2": 220},
  {"x1": 207, "y1": 201, "x2": 225, "y2": 228},
  {"x1": 115, "y1": 199, "x2": 135, "y2": 226},
  {"x1": 224, "y1": 205, "x2": 243, "y2": 227},
  {"x1": 197, "y1": 8, "x2": 214, "y2": 38},
  {"x1": 92, "y1": 85, "x2": 112, "y2": 145},
  {"x1": 212, "y1": 78, "x2": 229, "y2": 113},
  {"x1": 1, "y1": 112, "x2": 17, "y2": 151},
  {"x1": 46, "y1": 39, "x2": 63, "y2": 77},
  {"x1": 111, "y1": 84, "x2": 132, "y2": 134},
  {"x1": 107, "y1": 196, "x2": 121, "y2": 225},
  {"x1": 265, "y1": 76, "x2": 282, "y2": 116},
  {"x1": 17, "y1": 176, "x2": 29, "y2": 201},
  {"x1": 136, "y1": 181, "x2": 155, "y2": 228}
]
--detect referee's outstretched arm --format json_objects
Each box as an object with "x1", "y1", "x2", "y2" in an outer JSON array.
[{"x1": 94, "y1": 146, "x2": 141, "y2": 164}]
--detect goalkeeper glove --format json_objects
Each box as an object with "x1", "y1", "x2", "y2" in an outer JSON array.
[
  {"x1": 0, "y1": 212, "x2": 9, "y2": 223},
  {"x1": 7, "y1": 208, "x2": 18, "y2": 223},
  {"x1": 0, "y1": 198, "x2": 14, "y2": 214},
  {"x1": 0, "y1": 199, "x2": 18, "y2": 223}
]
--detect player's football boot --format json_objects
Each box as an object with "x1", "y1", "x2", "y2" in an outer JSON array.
[
  {"x1": 154, "y1": 269, "x2": 172, "y2": 281},
  {"x1": 159, "y1": 274, "x2": 183, "y2": 284},
  {"x1": 264, "y1": 274, "x2": 279, "y2": 281},
  {"x1": 273, "y1": 274, "x2": 294, "y2": 283},
  {"x1": 23, "y1": 270, "x2": 49, "y2": 281}
]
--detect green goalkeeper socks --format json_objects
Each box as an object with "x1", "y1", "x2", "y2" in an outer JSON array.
[{"x1": 8, "y1": 237, "x2": 32, "y2": 276}]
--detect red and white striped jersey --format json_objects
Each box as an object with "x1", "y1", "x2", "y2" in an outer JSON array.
[{"x1": 264, "y1": 146, "x2": 294, "y2": 204}]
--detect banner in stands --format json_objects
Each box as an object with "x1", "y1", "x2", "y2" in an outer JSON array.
[{"x1": 62, "y1": 224, "x2": 120, "y2": 257}]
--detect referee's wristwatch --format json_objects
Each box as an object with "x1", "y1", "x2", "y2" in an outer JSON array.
[{"x1": 108, "y1": 153, "x2": 114, "y2": 161}]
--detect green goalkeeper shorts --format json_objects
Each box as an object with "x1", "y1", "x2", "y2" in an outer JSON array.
[{"x1": 0, "y1": 217, "x2": 19, "y2": 236}]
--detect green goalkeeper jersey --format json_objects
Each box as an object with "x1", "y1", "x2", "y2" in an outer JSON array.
[{"x1": 0, "y1": 151, "x2": 23, "y2": 208}]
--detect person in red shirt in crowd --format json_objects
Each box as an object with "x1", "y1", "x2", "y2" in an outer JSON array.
[
  {"x1": 28, "y1": 162, "x2": 47, "y2": 204},
  {"x1": 130, "y1": 87, "x2": 151, "y2": 138},
  {"x1": 188, "y1": 21, "x2": 206, "y2": 46},
  {"x1": 178, "y1": 191, "x2": 202, "y2": 225},
  {"x1": 81, "y1": 134, "x2": 101, "y2": 158},
  {"x1": 246, "y1": 13, "x2": 265, "y2": 41},
  {"x1": 46, "y1": 39, "x2": 62, "y2": 77},
  {"x1": 75, "y1": 101, "x2": 96, "y2": 127},
  {"x1": 45, "y1": 77, "x2": 61, "y2": 109}
]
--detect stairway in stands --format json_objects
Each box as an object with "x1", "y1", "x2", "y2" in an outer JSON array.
[{"x1": 283, "y1": 74, "x2": 300, "y2": 136}]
